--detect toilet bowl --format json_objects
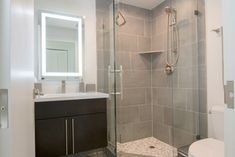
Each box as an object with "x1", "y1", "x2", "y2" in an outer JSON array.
[
  {"x1": 188, "y1": 105, "x2": 225, "y2": 157},
  {"x1": 188, "y1": 138, "x2": 224, "y2": 157}
]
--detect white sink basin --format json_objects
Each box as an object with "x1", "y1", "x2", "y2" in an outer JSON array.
[{"x1": 34, "y1": 92, "x2": 109, "y2": 102}]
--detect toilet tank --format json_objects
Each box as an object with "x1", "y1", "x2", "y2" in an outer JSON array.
[{"x1": 208, "y1": 105, "x2": 225, "y2": 141}]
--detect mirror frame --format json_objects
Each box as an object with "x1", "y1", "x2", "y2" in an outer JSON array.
[{"x1": 41, "y1": 12, "x2": 83, "y2": 77}]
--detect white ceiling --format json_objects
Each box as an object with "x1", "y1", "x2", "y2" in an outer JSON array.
[{"x1": 119, "y1": 0, "x2": 165, "y2": 10}]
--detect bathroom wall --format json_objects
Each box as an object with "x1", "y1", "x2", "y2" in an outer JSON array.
[
  {"x1": 34, "y1": 0, "x2": 97, "y2": 94},
  {"x1": 205, "y1": 0, "x2": 225, "y2": 139},
  {"x1": 151, "y1": 0, "x2": 207, "y2": 148}
]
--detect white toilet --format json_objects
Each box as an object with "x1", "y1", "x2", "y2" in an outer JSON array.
[{"x1": 188, "y1": 105, "x2": 225, "y2": 157}]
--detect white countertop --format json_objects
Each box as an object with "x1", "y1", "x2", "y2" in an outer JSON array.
[{"x1": 34, "y1": 92, "x2": 109, "y2": 102}]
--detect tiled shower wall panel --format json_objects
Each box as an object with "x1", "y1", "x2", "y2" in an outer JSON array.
[
  {"x1": 151, "y1": 0, "x2": 207, "y2": 148},
  {"x1": 116, "y1": 3, "x2": 153, "y2": 143}
]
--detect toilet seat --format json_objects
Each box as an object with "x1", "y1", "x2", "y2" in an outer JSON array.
[{"x1": 188, "y1": 138, "x2": 224, "y2": 157}]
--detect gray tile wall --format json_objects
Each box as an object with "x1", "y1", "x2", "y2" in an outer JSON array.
[{"x1": 96, "y1": 0, "x2": 207, "y2": 148}]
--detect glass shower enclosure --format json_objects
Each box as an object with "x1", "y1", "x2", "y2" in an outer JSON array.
[
  {"x1": 113, "y1": 0, "x2": 207, "y2": 157},
  {"x1": 96, "y1": 0, "x2": 206, "y2": 156}
]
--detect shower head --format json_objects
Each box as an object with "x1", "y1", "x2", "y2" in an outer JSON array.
[
  {"x1": 116, "y1": 11, "x2": 126, "y2": 27},
  {"x1": 165, "y1": 6, "x2": 172, "y2": 14},
  {"x1": 165, "y1": 6, "x2": 176, "y2": 14}
]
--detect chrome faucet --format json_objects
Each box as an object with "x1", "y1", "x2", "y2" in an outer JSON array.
[
  {"x1": 61, "y1": 80, "x2": 66, "y2": 93},
  {"x1": 33, "y1": 88, "x2": 44, "y2": 98},
  {"x1": 34, "y1": 83, "x2": 43, "y2": 98}
]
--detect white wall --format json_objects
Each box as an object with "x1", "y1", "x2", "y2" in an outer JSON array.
[
  {"x1": 205, "y1": 0, "x2": 224, "y2": 112},
  {"x1": 205, "y1": 0, "x2": 225, "y2": 139},
  {"x1": 35, "y1": 0, "x2": 97, "y2": 94},
  {"x1": 0, "y1": 0, "x2": 35, "y2": 157}
]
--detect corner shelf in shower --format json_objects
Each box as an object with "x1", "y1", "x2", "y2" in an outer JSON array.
[{"x1": 138, "y1": 50, "x2": 164, "y2": 55}]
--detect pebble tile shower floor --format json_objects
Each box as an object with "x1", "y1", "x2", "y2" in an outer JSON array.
[{"x1": 117, "y1": 137, "x2": 177, "y2": 157}]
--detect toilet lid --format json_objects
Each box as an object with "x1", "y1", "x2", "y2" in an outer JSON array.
[{"x1": 189, "y1": 138, "x2": 224, "y2": 157}]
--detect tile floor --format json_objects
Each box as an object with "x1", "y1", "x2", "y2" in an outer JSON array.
[{"x1": 70, "y1": 137, "x2": 177, "y2": 157}]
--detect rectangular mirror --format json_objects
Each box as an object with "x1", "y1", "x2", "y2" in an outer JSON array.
[{"x1": 41, "y1": 12, "x2": 84, "y2": 78}]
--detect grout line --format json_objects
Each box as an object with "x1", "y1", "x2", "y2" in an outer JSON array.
[{"x1": 151, "y1": 53, "x2": 154, "y2": 137}]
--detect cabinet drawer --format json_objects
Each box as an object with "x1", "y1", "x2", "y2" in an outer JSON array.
[{"x1": 35, "y1": 98, "x2": 107, "y2": 120}]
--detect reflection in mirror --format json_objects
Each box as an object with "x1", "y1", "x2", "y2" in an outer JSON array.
[{"x1": 41, "y1": 12, "x2": 84, "y2": 77}]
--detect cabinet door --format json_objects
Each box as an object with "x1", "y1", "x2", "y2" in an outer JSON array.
[
  {"x1": 35, "y1": 118, "x2": 69, "y2": 157},
  {"x1": 72, "y1": 113, "x2": 107, "y2": 153}
]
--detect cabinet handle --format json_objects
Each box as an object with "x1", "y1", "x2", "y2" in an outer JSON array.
[
  {"x1": 72, "y1": 118, "x2": 75, "y2": 154},
  {"x1": 65, "y1": 119, "x2": 68, "y2": 155}
]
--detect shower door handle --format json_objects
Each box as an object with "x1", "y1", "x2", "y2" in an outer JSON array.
[
  {"x1": 108, "y1": 65, "x2": 123, "y2": 100},
  {"x1": 119, "y1": 65, "x2": 123, "y2": 100},
  {"x1": 0, "y1": 89, "x2": 8, "y2": 129}
]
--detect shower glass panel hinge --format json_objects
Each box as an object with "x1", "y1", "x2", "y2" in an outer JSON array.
[
  {"x1": 194, "y1": 10, "x2": 199, "y2": 16},
  {"x1": 108, "y1": 65, "x2": 123, "y2": 100},
  {"x1": 110, "y1": 92, "x2": 121, "y2": 95},
  {"x1": 0, "y1": 89, "x2": 9, "y2": 129},
  {"x1": 224, "y1": 81, "x2": 234, "y2": 109},
  {"x1": 109, "y1": 69, "x2": 122, "y2": 73}
]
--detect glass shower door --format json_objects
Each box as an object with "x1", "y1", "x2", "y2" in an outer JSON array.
[
  {"x1": 96, "y1": 0, "x2": 117, "y2": 156},
  {"x1": 113, "y1": 0, "x2": 207, "y2": 156},
  {"x1": 171, "y1": 0, "x2": 207, "y2": 156},
  {"x1": 114, "y1": 0, "x2": 176, "y2": 156}
]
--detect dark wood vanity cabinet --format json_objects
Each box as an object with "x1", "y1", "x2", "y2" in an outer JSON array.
[{"x1": 35, "y1": 99, "x2": 107, "y2": 157}]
